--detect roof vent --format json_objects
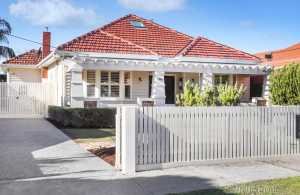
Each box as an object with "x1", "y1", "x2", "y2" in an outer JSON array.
[{"x1": 130, "y1": 20, "x2": 146, "y2": 29}]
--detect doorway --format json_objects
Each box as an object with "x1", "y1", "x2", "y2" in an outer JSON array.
[{"x1": 149, "y1": 75, "x2": 175, "y2": 104}]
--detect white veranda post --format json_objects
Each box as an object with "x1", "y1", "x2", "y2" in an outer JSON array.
[
  {"x1": 263, "y1": 73, "x2": 271, "y2": 105},
  {"x1": 151, "y1": 71, "x2": 166, "y2": 106},
  {"x1": 201, "y1": 71, "x2": 213, "y2": 90},
  {"x1": 68, "y1": 63, "x2": 84, "y2": 108}
]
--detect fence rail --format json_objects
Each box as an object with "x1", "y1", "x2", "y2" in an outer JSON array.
[
  {"x1": 117, "y1": 106, "x2": 300, "y2": 174},
  {"x1": 0, "y1": 83, "x2": 55, "y2": 118}
]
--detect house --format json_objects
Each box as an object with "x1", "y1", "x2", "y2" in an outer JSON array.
[
  {"x1": 0, "y1": 32, "x2": 50, "y2": 83},
  {"x1": 256, "y1": 43, "x2": 300, "y2": 68},
  {"x1": 1, "y1": 14, "x2": 271, "y2": 107}
]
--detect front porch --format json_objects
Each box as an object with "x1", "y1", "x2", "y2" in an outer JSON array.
[{"x1": 66, "y1": 67, "x2": 270, "y2": 108}]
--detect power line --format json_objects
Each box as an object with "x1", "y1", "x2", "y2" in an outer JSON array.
[{"x1": 6, "y1": 33, "x2": 57, "y2": 48}]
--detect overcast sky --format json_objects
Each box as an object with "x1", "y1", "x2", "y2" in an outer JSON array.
[{"x1": 1, "y1": 0, "x2": 300, "y2": 55}]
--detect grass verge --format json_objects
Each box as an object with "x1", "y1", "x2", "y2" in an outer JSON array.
[{"x1": 169, "y1": 176, "x2": 300, "y2": 195}]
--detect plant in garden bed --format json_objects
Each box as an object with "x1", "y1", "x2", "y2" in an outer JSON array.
[
  {"x1": 217, "y1": 84, "x2": 245, "y2": 106},
  {"x1": 176, "y1": 81, "x2": 245, "y2": 106}
]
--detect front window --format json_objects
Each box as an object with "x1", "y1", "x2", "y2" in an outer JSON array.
[
  {"x1": 100, "y1": 71, "x2": 120, "y2": 97},
  {"x1": 214, "y1": 74, "x2": 230, "y2": 85},
  {"x1": 86, "y1": 70, "x2": 96, "y2": 97}
]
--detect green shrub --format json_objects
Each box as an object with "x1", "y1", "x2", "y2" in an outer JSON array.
[
  {"x1": 176, "y1": 81, "x2": 245, "y2": 106},
  {"x1": 198, "y1": 86, "x2": 219, "y2": 106},
  {"x1": 48, "y1": 106, "x2": 116, "y2": 128},
  {"x1": 217, "y1": 84, "x2": 245, "y2": 106},
  {"x1": 176, "y1": 80, "x2": 201, "y2": 106},
  {"x1": 270, "y1": 63, "x2": 300, "y2": 105}
]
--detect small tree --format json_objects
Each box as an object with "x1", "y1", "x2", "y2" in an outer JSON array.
[
  {"x1": 217, "y1": 84, "x2": 245, "y2": 106},
  {"x1": 270, "y1": 63, "x2": 300, "y2": 105}
]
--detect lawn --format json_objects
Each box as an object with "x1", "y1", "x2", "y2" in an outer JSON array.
[
  {"x1": 170, "y1": 176, "x2": 300, "y2": 195},
  {"x1": 61, "y1": 128, "x2": 115, "y2": 144}
]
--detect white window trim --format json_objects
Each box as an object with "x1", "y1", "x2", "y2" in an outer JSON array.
[
  {"x1": 85, "y1": 70, "x2": 97, "y2": 98},
  {"x1": 124, "y1": 71, "x2": 133, "y2": 99},
  {"x1": 84, "y1": 70, "x2": 133, "y2": 100},
  {"x1": 99, "y1": 71, "x2": 121, "y2": 98}
]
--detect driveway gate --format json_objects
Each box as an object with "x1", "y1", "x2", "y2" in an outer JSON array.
[{"x1": 0, "y1": 83, "x2": 54, "y2": 118}]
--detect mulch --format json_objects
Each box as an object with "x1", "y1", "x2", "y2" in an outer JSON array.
[{"x1": 88, "y1": 147, "x2": 115, "y2": 166}]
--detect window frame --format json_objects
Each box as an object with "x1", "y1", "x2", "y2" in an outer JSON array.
[
  {"x1": 124, "y1": 71, "x2": 132, "y2": 99},
  {"x1": 100, "y1": 71, "x2": 120, "y2": 98},
  {"x1": 86, "y1": 70, "x2": 96, "y2": 97},
  {"x1": 214, "y1": 74, "x2": 230, "y2": 86}
]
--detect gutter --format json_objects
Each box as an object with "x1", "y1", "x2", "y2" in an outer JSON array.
[
  {"x1": 56, "y1": 50, "x2": 161, "y2": 61},
  {"x1": 36, "y1": 50, "x2": 61, "y2": 68},
  {"x1": 0, "y1": 64, "x2": 38, "y2": 69}
]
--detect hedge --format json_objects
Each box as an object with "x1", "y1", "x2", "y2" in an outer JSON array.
[
  {"x1": 270, "y1": 63, "x2": 300, "y2": 105},
  {"x1": 48, "y1": 106, "x2": 116, "y2": 128}
]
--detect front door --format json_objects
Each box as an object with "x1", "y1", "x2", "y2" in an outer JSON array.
[
  {"x1": 149, "y1": 75, "x2": 175, "y2": 104},
  {"x1": 164, "y1": 76, "x2": 175, "y2": 104}
]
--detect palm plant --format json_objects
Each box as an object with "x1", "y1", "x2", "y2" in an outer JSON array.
[{"x1": 0, "y1": 18, "x2": 15, "y2": 58}]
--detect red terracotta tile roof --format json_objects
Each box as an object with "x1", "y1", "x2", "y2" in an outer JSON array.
[
  {"x1": 57, "y1": 14, "x2": 259, "y2": 62},
  {"x1": 101, "y1": 14, "x2": 193, "y2": 57},
  {"x1": 3, "y1": 49, "x2": 42, "y2": 65},
  {"x1": 181, "y1": 37, "x2": 260, "y2": 61},
  {"x1": 255, "y1": 43, "x2": 300, "y2": 67},
  {"x1": 59, "y1": 29, "x2": 156, "y2": 55}
]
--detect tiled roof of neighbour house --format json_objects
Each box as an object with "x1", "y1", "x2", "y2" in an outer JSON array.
[
  {"x1": 180, "y1": 37, "x2": 260, "y2": 61},
  {"x1": 57, "y1": 14, "x2": 260, "y2": 62},
  {"x1": 255, "y1": 43, "x2": 300, "y2": 67},
  {"x1": 2, "y1": 49, "x2": 42, "y2": 65}
]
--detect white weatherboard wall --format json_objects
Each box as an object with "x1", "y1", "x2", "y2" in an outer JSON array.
[
  {"x1": 118, "y1": 106, "x2": 300, "y2": 173},
  {"x1": 8, "y1": 68, "x2": 41, "y2": 83}
]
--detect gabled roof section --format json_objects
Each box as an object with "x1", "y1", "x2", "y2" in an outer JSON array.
[
  {"x1": 2, "y1": 49, "x2": 42, "y2": 65},
  {"x1": 101, "y1": 14, "x2": 193, "y2": 57},
  {"x1": 181, "y1": 37, "x2": 260, "y2": 61}
]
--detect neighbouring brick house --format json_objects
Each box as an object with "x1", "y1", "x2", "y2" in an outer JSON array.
[
  {"x1": 256, "y1": 43, "x2": 300, "y2": 68},
  {"x1": 1, "y1": 14, "x2": 271, "y2": 107}
]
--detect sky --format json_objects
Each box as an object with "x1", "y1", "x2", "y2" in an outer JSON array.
[{"x1": 0, "y1": 0, "x2": 300, "y2": 56}]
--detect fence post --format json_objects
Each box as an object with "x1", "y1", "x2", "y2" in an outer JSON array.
[
  {"x1": 115, "y1": 107, "x2": 121, "y2": 169},
  {"x1": 121, "y1": 106, "x2": 137, "y2": 175}
]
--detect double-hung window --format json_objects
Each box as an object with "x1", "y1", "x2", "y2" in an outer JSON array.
[
  {"x1": 100, "y1": 71, "x2": 120, "y2": 97},
  {"x1": 86, "y1": 70, "x2": 96, "y2": 97}
]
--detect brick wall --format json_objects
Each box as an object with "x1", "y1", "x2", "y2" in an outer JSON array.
[{"x1": 235, "y1": 75, "x2": 250, "y2": 102}]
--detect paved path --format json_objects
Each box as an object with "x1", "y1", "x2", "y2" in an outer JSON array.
[{"x1": 1, "y1": 119, "x2": 300, "y2": 195}]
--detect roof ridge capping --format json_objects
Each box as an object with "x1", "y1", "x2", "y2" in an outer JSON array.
[
  {"x1": 100, "y1": 30, "x2": 158, "y2": 55},
  {"x1": 176, "y1": 37, "x2": 201, "y2": 56}
]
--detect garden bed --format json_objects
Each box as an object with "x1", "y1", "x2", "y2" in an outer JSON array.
[{"x1": 60, "y1": 128, "x2": 116, "y2": 166}]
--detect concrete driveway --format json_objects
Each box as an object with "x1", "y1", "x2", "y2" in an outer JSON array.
[{"x1": 1, "y1": 119, "x2": 300, "y2": 195}]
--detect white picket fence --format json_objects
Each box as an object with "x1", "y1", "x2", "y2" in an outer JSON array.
[
  {"x1": 0, "y1": 83, "x2": 55, "y2": 118},
  {"x1": 117, "y1": 106, "x2": 300, "y2": 174}
]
